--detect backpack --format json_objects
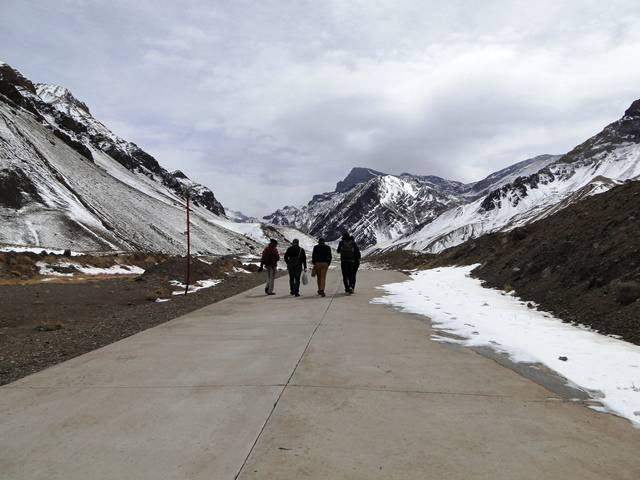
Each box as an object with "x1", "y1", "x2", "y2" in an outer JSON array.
[
  {"x1": 286, "y1": 246, "x2": 302, "y2": 268},
  {"x1": 340, "y1": 240, "x2": 355, "y2": 261}
]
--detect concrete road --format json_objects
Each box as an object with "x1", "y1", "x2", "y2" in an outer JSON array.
[{"x1": 1, "y1": 269, "x2": 639, "y2": 479}]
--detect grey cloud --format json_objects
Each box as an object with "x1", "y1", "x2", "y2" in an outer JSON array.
[{"x1": 2, "y1": 0, "x2": 640, "y2": 215}]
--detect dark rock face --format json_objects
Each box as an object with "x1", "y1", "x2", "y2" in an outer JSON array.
[
  {"x1": 0, "y1": 64, "x2": 36, "y2": 94},
  {"x1": 480, "y1": 168, "x2": 555, "y2": 212},
  {"x1": 0, "y1": 168, "x2": 43, "y2": 209},
  {"x1": 624, "y1": 99, "x2": 640, "y2": 117},
  {"x1": 559, "y1": 98, "x2": 640, "y2": 165},
  {"x1": 53, "y1": 128, "x2": 93, "y2": 161},
  {"x1": 466, "y1": 155, "x2": 559, "y2": 198},
  {"x1": 335, "y1": 167, "x2": 385, "y2": 193}
]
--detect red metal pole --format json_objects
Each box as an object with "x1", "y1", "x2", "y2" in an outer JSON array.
[{"x1": 184, "y1": 192, "x2": 191, "y2": 296}]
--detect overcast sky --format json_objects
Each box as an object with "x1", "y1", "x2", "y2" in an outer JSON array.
[{"x1": 2, "y1": 1, "x2": 640, "y2": 216}]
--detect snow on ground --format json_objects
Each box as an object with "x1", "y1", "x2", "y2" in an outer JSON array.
[
  {"x1": 36, "y1": 262, "x2": 73, "y2": 277},
  {"x1": 1, "y1": 246, "x2": 84, "y2": 256},
  {"x1": 169, "y1": 279, "x2": 221, "y2": 295},
  {"x1": 36, "y1": 261, "x2": 144, "y2": 276},
  {"x1": 372, "y1": 265, "x2": 640, "y2": 426},
  {"x1": 72, "y1": 264, "x2": 145, "y2": 275}
]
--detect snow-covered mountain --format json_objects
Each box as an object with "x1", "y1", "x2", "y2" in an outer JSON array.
[
  {"x1": 264, "y1": 155, "x2": 562, "y2": 248},
  {"x1": 267, "y1": 97, "x2": 639, "y2": 254},
  {"x1": 0, "y1": 63, "x2": 305, "y2": 254},
  {"x1": 265, "y1": 169, "x2": 464, "y2": 247},
  {"x1": 375, "y1": 101, "x2": 640, "y2": 253}
]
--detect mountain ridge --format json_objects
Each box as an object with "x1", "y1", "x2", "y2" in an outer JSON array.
[{"x1": 0, "y1": 62, "x2": 311, "y2": 254}]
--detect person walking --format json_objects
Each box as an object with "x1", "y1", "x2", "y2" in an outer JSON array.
[
  {"x1": 284, "y1": 239, "x2": 307, "y2": 296},
  {"x1": 259, "y1": 239, "x2": 279, "y2": 295},
  {"x1": 337, "y1": 233, "x2": 361, "y2": 294},
  {"x1": 311, "y1": 238, "x2": 332, "y2": 297}
]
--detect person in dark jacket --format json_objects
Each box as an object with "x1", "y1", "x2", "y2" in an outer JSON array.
[
  {"x1": 259, "y1": 239, "x2": 279, "y2": 295},
  {"x1": 284, "y1": 239, "x2": 307, "y2": 296},
  {"x1": 337, "y1": 233, "x2": 361, "y2": 294},
  {"x1": 311, "y1": 238, "x2": 332, "y2": 297}
]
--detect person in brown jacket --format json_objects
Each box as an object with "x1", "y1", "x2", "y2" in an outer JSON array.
[
  {"x1": 311, "y1": 238, "x2": 332, "y2": 297},
  {"x1": 259, "y1": 239, "x2": 279, "y2": 295}
]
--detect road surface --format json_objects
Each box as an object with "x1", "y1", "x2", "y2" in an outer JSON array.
[{"x1": 1, "y1": 269, "x2": 639, "y2": 479}]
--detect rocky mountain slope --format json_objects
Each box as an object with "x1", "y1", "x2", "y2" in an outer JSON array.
[
  {"x1": 0, "y1": 63, "x2": 308, "y2": 254},
  {"x1": 376, "y1": 100, "x2": 640, "y2": 253},
  {"x1": 413, "y1": 179, "x2": 640, "y2": 345},
  {"x1": 265, "y1": 155, "x2": 561, "y2": 248},
  {"x1": 265, "y1": 170, "x2": 463, "y2": 247}
]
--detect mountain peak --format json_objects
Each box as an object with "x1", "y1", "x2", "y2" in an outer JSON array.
[
  {"x1": 0, "y1": 63, "x2": 36, "y2": 94},
  {"x1": 624, "y1": 99, "x2": 640, "y2": 118},
  {"x1": 335, "y1": 167, "x2": 386, "y2": 193},
  {"x1": 35, "y1": 83, "x2": 91, "y2": 115}
]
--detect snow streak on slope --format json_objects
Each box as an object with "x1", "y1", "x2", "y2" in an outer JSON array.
[{"x1": 373, "y1": 265, "x2": 640, "y2": 427}]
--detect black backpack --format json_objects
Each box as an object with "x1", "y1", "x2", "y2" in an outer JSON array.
[
  {"x1": 286, "y1": 246, "x2": 302, "y2": 268},
  {"x1": 340, "y1": 240, "x2": 355, "y2": 261}
]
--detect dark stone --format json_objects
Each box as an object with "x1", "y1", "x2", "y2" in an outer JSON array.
[
  {"x1": 614, "y1": 281, "x2": 640, "y2": 306},
  {"x1": 0, "y1": 168, "x2": 43, "y2": 209}
]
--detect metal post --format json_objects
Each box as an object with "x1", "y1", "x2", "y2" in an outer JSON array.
[{"x1": 184, "y1": 191, "x2": 191, "y2": 296}]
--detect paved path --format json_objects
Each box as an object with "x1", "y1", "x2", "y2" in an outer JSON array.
[{"x1": 1, "y1": 269, "x2": 639, "y2": 479}]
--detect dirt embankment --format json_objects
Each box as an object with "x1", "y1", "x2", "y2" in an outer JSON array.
[
  {"x1": 369, "y1": 180, "x2": 640, "y2": 345},
  {"x1": 0, "y1": 253, "x2": 266, "y2": 386}
]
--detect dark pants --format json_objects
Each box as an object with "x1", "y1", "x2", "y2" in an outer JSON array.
[
  {"x1": 288, "y1": 264, "x2": 302, "y2": 294},
  {"x1": 341, "y1": 261, "x2": 357, "y2": 291}
]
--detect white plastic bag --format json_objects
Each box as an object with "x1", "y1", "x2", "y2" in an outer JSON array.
[{"x1": 301, "y1": 270, "x2": 309, "y2": 285}]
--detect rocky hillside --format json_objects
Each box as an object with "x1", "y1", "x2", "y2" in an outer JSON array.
[
  {"x1": 375, "y1": 100, "x2": 640, "y2": 253},
  {"x1": 265, "y1": 155, "x2": 562, "y2": 248},
  {"x1": 0, "y1": 63, "x2": 307, "y2": 254},
  {"x1": 419, "y1": 179, "x2": 640, "y2": 345},
  {"x1": 265, "y1": 170, "x2": 463, "y2": 247}
]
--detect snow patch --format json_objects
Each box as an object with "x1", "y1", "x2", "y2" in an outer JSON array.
[
  {"x1": 373, "y1": 265, "x2": 640, "y2": 427},
  {"x1": 2, "y1": 246, "x2": 84, "y2": 256},
  {"x1": 36, "y1": 261, "x2": 144, "y2": 276},
  {"x1": 169, "y1": 279, "x2": 221, "y2": 295}
]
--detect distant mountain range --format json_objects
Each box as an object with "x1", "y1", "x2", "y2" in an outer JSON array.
[
  {"x1": 264, "y1": 154, "x2": 562, "y2": 248},
  {"x1": 0, "y1": 63, "x2": 310, "y2": 254},
  {"x1": 2, "y1": 61, "x2": 638, "y2": 256},
  {"x1": 265, "y1": 100, "x2": 640, "y2": 251}
]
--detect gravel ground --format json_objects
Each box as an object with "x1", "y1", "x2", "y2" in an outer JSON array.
[{"x1": 0, "y1": 254, "x2": 282, "y2": 386}]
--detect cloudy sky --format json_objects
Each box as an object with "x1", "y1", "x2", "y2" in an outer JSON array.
[{"x1": 2, "y1": 1, "x2": 640, "y2": 216}]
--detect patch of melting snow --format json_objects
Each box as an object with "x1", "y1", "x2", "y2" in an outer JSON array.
[
  {"x1": 36, "y1": 261, "x2": 73, "y2": 277},
  {"x1": 155, "y1": 298, "x2": 171, "y2": 303},
  {"x1": 1, "y1": 246, "x2": 85, "y2": 256},
  {"x1": 372, "y1": 264, "x2": 640, "y2": 427},
  {"x1": 36, "y1": 261, "x2": 144, "y2": 276},
  {"x1": 169, "y1": 279, "x2": 221, "y2": 295}
]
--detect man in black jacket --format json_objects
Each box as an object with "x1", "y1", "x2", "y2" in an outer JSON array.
[
  {"x1": 337, "y1": 233, "x2": 361, "y2": 294},
  {"x1": 311, "y1": 238, "x2": 332, "y2": 297},
  {"x1": 284, "y1": 239, "x2": 307, "y2": 296}
]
